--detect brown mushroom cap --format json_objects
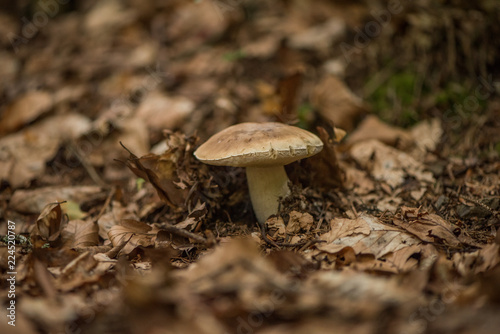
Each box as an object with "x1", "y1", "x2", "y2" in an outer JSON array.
[{"x1": 194, "y1": 122, "x2": 323, "y2": 167}]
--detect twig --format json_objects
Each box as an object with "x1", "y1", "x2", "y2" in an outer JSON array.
[
  {"x1": 447, "y1": 189, "x2": 500, "y2": 218},
  {"x1": 95, "y1": 186, "x2": 116, "y2": 221},
  {"x1": 163, "y1": 225, "x2": 208, "y2": 244}
]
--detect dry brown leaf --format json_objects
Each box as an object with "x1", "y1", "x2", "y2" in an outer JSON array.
[
  {"x1": 286, "y1": 211, "x2": 314, "y2": 234},
  {"x1": 0, "y1": 113, "x2": 92, "y2": 188},
  {"x1": 453, "y1": 243, "x2": 500, "y2": 276},
  {"x1": 10, "y1": 185, "x2": 104, "y2": 214},
  {"x1": 350, "y1": 139, "x2": 434, "y2": 189},
  {"x1": 32, "y1": 202, "x2": 63, "y2": 243},
  {"x1": 241, "y1": 35, "x2": 281, "y2": 58},
  {"x1": 305, "y1": 126, "x2": 344, "y2": 189},
  {"x1": 342, "y1": 162, "x2": 375, "y2": 194},
  {"x1": 175, "y1": 201, "x2": 207, "y2": 230},
  {"x1": 266, "y1": 216, "x2": 287, "y2": 237},
  {"x1": 123, "y1": 131, "x2": 198, "y2": 208},
  {"x1": 97, "y1": 200, "x2": 139, "y2": 240},
  {"x1": 353, "y1": 244, "x2": 438, "y2": 274},
  {"x1": 410, "y1": 118, "x2": 443, "y2": 160},
  {"x1": 311, "y1": 75, "x2": 368, "y2": 131},
  {"x1": 345, "y1": 115, "x2": 414, "y2": 150},
  {"x1": 108, "y1": 219, "x2": 158, "y2": 256},
  {"x1": 61, "y1": 219, "x2": 99, "y2": 249},
  {"x1": 175, "y1": 238, "x2": 287, "y2": 296},
  {"x1": 394, "y1": 206, "x2": 465, "y2": 247},
  {"x1": 289, "y1": 19, "x2": 345, "y2": 51},
  {"x1": 317, "y1": 214, "x2": 422, "y2": 259},
  {"x1": 136, "y1": 91, "x2": 195, "y2": 132},
  {"x1": 0, "y1": 90, "x2": 53, "y2": 135}
]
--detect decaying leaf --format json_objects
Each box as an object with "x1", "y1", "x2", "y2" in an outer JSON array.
[
  {"x1": 123, "y1": 131, "x2": 201, "y2": 209},
  {"x1": 315, "y1": 214, "x2": 429, "y2": 272},
  {"x1": 311, "y1": 75, "x2": 368, "y2": 131},
  {"x1": 32, "y1": 202, "x2": 63, "y2": 242},
  {"x1": 61, "y1": 219, "x2": 99, "y2": 249},
  {"x1": 350, "y1": 139, "x2": 434, "y2": 189},
  {"x1": 136, "y1": 91, "x2": 195, "y2": 132},
  {"x1": 0, "y1": 113, "x2": 92, "y2": 188},
  {"x1": 346, "y1": 115, "x2": 414, "y2": 150},
  {"x1": 175, "y1": 201, "x2": 207, "y2": 230},
  {"x1": 0, "y1": 90, "x2": 53, "y2": 135},
  {"x1": 108, "y1": 219, "x2": 158, "y2": 256},
  {"x1": 10, "y1": 185, "x2": 104, "y2": 214},
  {"x1": 305, "y1": 126, "x2": 344, "y2": 189},
  {"x1": 286, "y1": 211, "x2": 314, "y2": 234},
  {"x1": 394, "y1": 206, "x2": 475, "y2": 247},
  {"x1": 453, "y1": 243, "x2": 500, "y2": 276}
]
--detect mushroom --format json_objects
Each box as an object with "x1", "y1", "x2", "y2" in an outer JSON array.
[{"x1": 194, "y1": 122, "x2": 323, "y2": 224}]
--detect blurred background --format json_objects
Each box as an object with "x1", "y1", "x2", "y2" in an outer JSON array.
[{"x1": 1, "y1": 2, "x2": 500, "y2": 334}]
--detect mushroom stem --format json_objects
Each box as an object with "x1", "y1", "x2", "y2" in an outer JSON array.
[{"x1": 245, "y1": 165, "x2": 290, "y2": 224}]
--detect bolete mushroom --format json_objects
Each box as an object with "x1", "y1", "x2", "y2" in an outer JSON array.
[{"x1": 194, "y1": 122, "x2": 323, "y2": 224}]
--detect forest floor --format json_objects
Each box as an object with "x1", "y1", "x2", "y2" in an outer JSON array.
[{"x1": 1, "y1": 1, "x2": 500, "y2": 333}]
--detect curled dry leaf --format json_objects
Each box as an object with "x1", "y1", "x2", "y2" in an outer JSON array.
[
  {"x1": 394, "y1": 206, "x2": 477, "y2": 247},
  {"x1": 175, "y1": 201, "x2": 207, "y2": 230},
  {"x1": 123, "y1": 131, "x2": 201, "y2": 208},
  {"x1": 32, "y1": 202, "x2": 63, "y2": 243},
  {"x1": 304, "y1": 126, "x2": 344, "y2": 189},
  {"x1": 108, "y1": 219, "x2": 158, "y2": 257}
]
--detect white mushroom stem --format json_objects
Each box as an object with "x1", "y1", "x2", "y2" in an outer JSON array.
[{"x1": 245, "y1": 165, "x2": 291, "y2": 224}]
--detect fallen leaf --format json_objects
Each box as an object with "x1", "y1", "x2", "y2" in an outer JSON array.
[
  {"x1": 311, "y1": 75, "x2": 368, "y2": 131},
  {"x1": 108, "y1": 219, "x2": 157, "y2": 256},
  {"x1": 350, "y1": 139, "x2": 434, "y2": 189},
  {"x1": 286, "y1": 211, "x2": 314, "y2": 234},
  {"x1": 61, "y1": 219, "x2": 99, "y2": 249},
  {"x1": 32, "y1": 202, "x2": 63, "y2": 242},
  {"x1": 0, "y1": 113, "x2": 92, "y2": 188},
  {"x1": 175, "y1": 201, "x2": 207, "y2": 230},
  {"x1": 289, "y1": 19, "x2": 345, "y2": 51},
  {"x1": 394, "y1": 206, "x2": 467, "y2": 247},
  {"x1": 10, "y1": 185, "x2": 104, "y2": 214},
  {"x1": 453, "y1": 243, "x2": 500, "y2": 276},
  {"x1": 317, "y1": 214, "x2": 422, "y2": 259},
  {"x1": 346, "y1": 115, "x2": 414, "y2": 150},
  {"x1": 305, "y1": 126, "x2": 344, "y2": 189},
  {"x1": 0, "y1": 90, "x2": 53, "y2": 135},
  {"x1": 410, "y1": 118, "x2": 443, "y2": 160},
  {"x1": 136, "y1": 91, "x2": 195, "y2": 132}
]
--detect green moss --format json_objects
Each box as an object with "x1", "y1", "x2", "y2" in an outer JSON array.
[
  {"x1": 296, "y1": 103, "x2": 313, "y2": 129},
  {"x1": 495, "y1": 142, "x2": 500, "y2": 155},
  {"x1": 223, "y1": 49, "x2": 246, "y2": 62},
  {"x1": 435, "y1": 81, "x2": 488, "y2": 118},
  {"x1": 368, "y1": 69, "x2": 421, "y2": 127}
]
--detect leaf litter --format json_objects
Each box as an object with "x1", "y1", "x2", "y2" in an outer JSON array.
[{"x1": 1, "y1": 1, "x2": 500, "y2": 334}]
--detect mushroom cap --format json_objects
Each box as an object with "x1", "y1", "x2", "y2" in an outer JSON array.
[{"x1": 194, "y1": 122, "x2": 323, "y2": 167}]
